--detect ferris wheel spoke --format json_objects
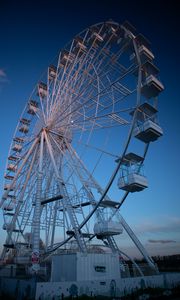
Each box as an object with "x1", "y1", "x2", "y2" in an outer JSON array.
[
  {"x1": 75, "y1": 83, "x2": 135, "y2": 122},
  {"x1": 62, "y1": 42, "x2": 109, "y2": 100},
  {"x1": 53, "y1": 63, "x2": 136, "y2": 130},
  {"x1": 48, "y1": 133, "x2": 78, "y2": 187},
  {"x1": 50, "y1": 41, "x2": 79, "y2": 116},
  {"x1": 50, "y1": 35, "x2": 131, "y2": 125},
  {"x1": 73, "y1": 110, "x2": 129, "y2": 130},
  {"x1": 55, "y1": 41, "x2": 77, "y2": 96},
  {"x1": 52, "y1": 63, "x2": 107, "y2": 125},
  {"x1": 50, "y1": 56, "x2": 127, "y2": 129},
  {"x1": 64, "y1": 144, "x2": 114, "y2": 231},
  {"x1": 52, "y1": 87, "x2": 134, "y2": 133},
  {"x1": 56, "y1": 149, "x2": 95, "y2": 215},
  {"x1": 53, "y1": 107, "x2": 130, "y2": 135},
  {"x1": 50, "y1": 55, "x2": 102, "y2": 123},
  {"x1": 64, "y1": 145, "x2": 106, "y2": 215},
  {"x1": 51, "y1": 24, "x2": 106, "y2": 110},
  {"x1": 75, "y1": 140, "x2": 118, "y2": 158},
  {"x1": 68, "y1": 143, "x2": 103, "y2": 190}
]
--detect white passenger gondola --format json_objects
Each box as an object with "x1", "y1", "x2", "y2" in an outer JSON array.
[
  {"x1": 4, "y1": 174, "x2": 14, "y2": 180},
  {"x1": 14, "y1": 137, "x2": 24, "y2": 143},
  {"x1": 19, "y1": 118, "x2": 30, "y2": 134},
  {"x1": 141, "y1": 75, "x2": 164, "y2": 98},
  {"x1": 132, "y1": 103, "x2": 163, "y2": 143},
  {"x1": 142, "y1": 61, "x2": 159, "y2": 77},
  {"x1": 12, "y1": 143, "x2": 22, "y2": 152},
  {"x1": 94, "y1": 221, "x2": 123, "y2": 237},
  {"x1": 8, "y1": 156, "x2": 16, "y2": 162},
  {"x1": 130, "y1": 45, "x2": 154, "y2": 62},
  {"x1": 48, "y1": 65, "x2": 57, "y2": 80},
  {"x1": 37, "y1": 82, "x2": 47, "y2": 98},
  {"x1": 89, "y1": 26, "x2": 104, "y2": 46},
  {"x1": 122, "y1": 21, "x2": 137, "y2": 36},
  {"x1": 92, "y1": 31, "x2": 104, "y2": 42},
  {"x1": 118, "y1": 152, "x2": 148, "y2": 192},
  {"x1": 8, "y1": 155, "x2": 20, "y2": 162},
  {"x1": 7, "y1": 164, "x2": 17, "y2": 172},
  {"x1": 3, "y1": 206, "x2": 14, "y2": 211},
  {"x1": 19, "y1": 124, "x2": 29, "y2": 133},
  {"x1": 129, "y1": 34, "x2": 154, "y2": 63},
  {"x1": 74, "y1": 37, "x2": 87, "y2": 52},
  {"x1": 3, "y1": 202, "x2": 15, "y2": 211},
  {"x1": 27, "y1": 100, "x2": 38, "y2": 115},
  {"x1": 4, "y1": 184, "x2": 14, "y2": 191},
  {"x1": 60, "y1": 50, "x2": 75, "y2": 66},
  {"x1": 12, "y1": 137, "x2": 24, "y2": 152},
  {"x1": 106, "y1": 23, "x2": 122, "y2": 43},
  {"x1": 133, "y1": 60, "x2": 159, "y2": 77},
  {"x1": 139, "y1": 45, "x2": 154, "y2": 61}
]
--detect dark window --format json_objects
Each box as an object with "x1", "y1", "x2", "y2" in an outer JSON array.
[{"x1": 94, "y1": 266, "x2": 106, "y2": 272}]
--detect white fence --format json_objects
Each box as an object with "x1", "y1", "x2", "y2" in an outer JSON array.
[{"x1": 36, "y1": 273, "x2": 180, "y2": 299}]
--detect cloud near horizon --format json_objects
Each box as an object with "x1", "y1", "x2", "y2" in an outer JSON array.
[
  {"x1": 148, "y1": 239, "x2": 176, "y2": 244},
  {"x1": 132, "y1": 216, "x2": 180, "y2": 235}
]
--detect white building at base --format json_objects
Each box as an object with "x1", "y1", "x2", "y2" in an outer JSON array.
[{"x1": 35, "y1": 253, "x2": 180, "y2": 299}]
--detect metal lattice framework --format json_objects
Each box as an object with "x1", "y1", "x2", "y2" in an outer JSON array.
[{"x1": 0, "y1": 20, "x2": 164, "y2": 273}]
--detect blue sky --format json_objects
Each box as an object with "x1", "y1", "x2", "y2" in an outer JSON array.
[{"x1": 0, "y1": 0, "x2": 179, "y2": 258}]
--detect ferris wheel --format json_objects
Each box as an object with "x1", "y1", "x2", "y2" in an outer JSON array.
[{"x1": 0, "y1": 20, "x2": 164, "y2": 273}]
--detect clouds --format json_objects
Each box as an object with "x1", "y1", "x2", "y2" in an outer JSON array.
[
  {"x1": 116, "y1": 215, "x2": 180, "y2": 257},
  {"x1": 0, "y1": 69, "x2": 9, "y2": 94},
  {"x1": 132, "y1": 216, "x2": 180, "y2": 235},
  {"x1": 0, "y1": 69, "x2": 8, "y2": 83},
  {"x1": 148, "y1": 239, "x2": 176, "y2": 244},
  {"x1": 0, "y1": 69, "x2": 6, "y2": 77}
]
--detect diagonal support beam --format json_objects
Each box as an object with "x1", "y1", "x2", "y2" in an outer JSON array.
[
  {"x1": 120, "y1": 214, "x2": 158, "y2": 273},
  {"x1": 44, "y1": 130, "x2": 87, "y2": 253}
]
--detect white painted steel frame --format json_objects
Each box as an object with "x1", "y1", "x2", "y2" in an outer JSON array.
[{"x1": 0, "y1": 21, "x2": 161, "y2": 276}]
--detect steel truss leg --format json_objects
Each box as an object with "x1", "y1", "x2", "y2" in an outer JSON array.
[
  {"x1": 32, "y1": 132, "x2": 44, "y2": 272},
  {"x1": 44, "y1": 130, "x2": 87, "y2": 253},
  {"x1": 120, "y1": 215, "x2": 158, "y2": 273}
]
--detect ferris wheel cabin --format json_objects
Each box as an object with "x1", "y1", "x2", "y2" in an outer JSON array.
[
  {"x1": 129, "y1": 33, "x2": 154, "y2": 63},
  {"x1": 19, "y1": 118, "x2": 30, "y2": 134},
  {"x1": 141, "y1": 75, "x2": 164, "y2": 99},
  {"x1": 48, "y1": 65, "x2": 57, "y2": 81},
  {"x1": 73, "y1": 37, "x2": 87, "y2": 55},
  {"x1": 94, "y1": 221, "x2": 123, "y2": 237},
  {"x1": 37, "y1": 82, "x2": 47, "y2": 98},
  {"x1": 132, "y1": 103, "x2": 163, "y2": 143},
  {"x1": 27, "y1": 100, "x2": 38, "y2": 115},
  {"x1": 118, "y1": 152, "x2": 148, "y2": 192}
]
